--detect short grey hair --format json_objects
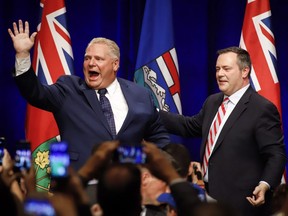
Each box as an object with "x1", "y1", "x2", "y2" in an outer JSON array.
[{"x1": 86, "y1": 37, "x2": 120, "y2": 60}]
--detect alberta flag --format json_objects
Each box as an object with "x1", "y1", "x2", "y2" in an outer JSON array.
[
  {"x1": 26, "y1": 0, "x2": 74, "y2": 192},
  {"x1": 134, "y1": 0, "x2": 182, "y2": 115},
  {"x1": 240, "y1": 0, "x2": 285, "y2": 182}
]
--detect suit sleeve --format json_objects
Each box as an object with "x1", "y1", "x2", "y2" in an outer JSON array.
[
  {"x1": 14, "y1": 67, "x2": 69, "y2": 112},
  {"x1": 159, "y1": 109, "x2": 203, "y2": 138},
  {"x1": 255, "y1": 100, "x2": 286, "y2": 189},
  {"x1": 143, "y1": 91, "x2": 170, "y2": 147}
]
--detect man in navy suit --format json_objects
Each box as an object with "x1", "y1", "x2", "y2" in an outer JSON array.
[
  {"x1": 8, "y1": 20, "x2": 170, "y2": 170},
  {"x1": 159, "y1": 47, "x2": 286, "y2": 216}
]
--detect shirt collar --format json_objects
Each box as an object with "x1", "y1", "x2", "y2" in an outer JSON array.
[
  {"x1": 97, "y1": 78, "x2": 119, "y2": 95},
  {"x1": 225, "y1": 84, "x2": 250, "y2": 105}
]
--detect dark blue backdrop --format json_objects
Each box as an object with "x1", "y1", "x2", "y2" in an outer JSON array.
[{"x1": 1, "y1": 0, "x2": 288, "y2": 162}]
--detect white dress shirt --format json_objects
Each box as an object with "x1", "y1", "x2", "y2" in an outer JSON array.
[{"x1": 96, "y1": 79, "x2": 128, "y2": 134}]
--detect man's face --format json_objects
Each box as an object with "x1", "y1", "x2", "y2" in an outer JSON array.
[
  {"x1": 141, "y1": 169, "x2": 168, "y2": 205},
  {"x1": 216, "y1": 52, "x2": 248, "y2": 96},
  {"x1": 83, "y1": 43, "x2": 119, "y2": 90}
]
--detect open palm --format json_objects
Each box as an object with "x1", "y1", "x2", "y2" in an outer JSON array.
[{"x1": 8, "y1": 20, "x2": 37, "y2": 55}]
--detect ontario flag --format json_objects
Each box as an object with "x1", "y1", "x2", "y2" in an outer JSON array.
[
  {"x1": 240, "y1": 0, "x2": 286, "y2": 182},
  {"x1": 134, "y1": 0, "x2": 182, "y2": 116},
  {"x1": 27, "y1": 0, "x2": 74, "y2": 192}
]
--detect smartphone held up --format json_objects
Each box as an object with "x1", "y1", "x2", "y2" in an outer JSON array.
[
  {"x1": 116, "y1": 145, "x2": 146, "y2": 164},
  {"x1": 49, "y1": 141, "x2": 70, "y2": 179},
  {"x1": 13, "y1": 140, "x2": 32, "y2": 172}
]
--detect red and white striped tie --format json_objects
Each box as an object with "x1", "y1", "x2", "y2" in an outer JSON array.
[{"x1": 202, "y1": 97, "x2": 229, "y2": 176}]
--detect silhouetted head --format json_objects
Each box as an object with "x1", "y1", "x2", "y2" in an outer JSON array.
[
  {"x1": 162, "y1": 143, "x2": 191, "y2": 178},
  {"x1": 97, "y1": 162, "x2": 142, "y2": 216}
]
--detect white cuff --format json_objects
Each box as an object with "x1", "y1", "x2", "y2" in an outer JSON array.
[
  {"x1": 259, "y1": 181, "x2": 270, "y2": 189},
  {"x1": 15, "y1": 55, "x2": 31, "y2": 76}
]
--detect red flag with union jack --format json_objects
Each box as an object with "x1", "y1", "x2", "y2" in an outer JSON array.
[
  {"x1": 240, "y1": 0, "x2": 285, "y2": 182},
  {"x1": 27, "y1": 0, "x2": 74, "y2": 192}
]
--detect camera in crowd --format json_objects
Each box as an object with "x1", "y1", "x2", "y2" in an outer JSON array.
[{"x1": 114, "y1": 145, "x2": 146, "y2": 164}]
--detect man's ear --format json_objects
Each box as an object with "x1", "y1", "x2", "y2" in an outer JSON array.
[
  {"x1": 141, "y1": 170, "x2": 151, "y2": 187},
  {"x1": 242, "y1": 66, "x2": 250, "y2": 78},
  {"x1": 113, "y1": 59, "x2": 120, "y2": 72}
]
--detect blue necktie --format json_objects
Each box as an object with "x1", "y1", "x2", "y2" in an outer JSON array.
[{"x1": 98, "y1": 88, "x2": 116, "y2": 139}]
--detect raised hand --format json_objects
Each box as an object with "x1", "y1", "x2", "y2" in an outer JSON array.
[
  {"x1": 78, "y1": 140, "x2": 120, "y2": 182},
  {"x1": 8, "y1": 20, "x2": 37, "y2": 58},
  {"x1": 142, "y1": 140, "x2": 180, "y2": 184}
]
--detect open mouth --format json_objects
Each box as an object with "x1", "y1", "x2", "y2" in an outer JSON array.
[
  {"x1": 87, "y1": 71, "x2": 100, "y2": 81},
  {"x1": 89, "y1": 71, "x2": 100, "y2": 78}
]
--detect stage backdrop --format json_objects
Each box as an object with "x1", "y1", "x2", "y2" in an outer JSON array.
[{"x1": 1, "y1": 0, "x2": 288, "y2": 162}]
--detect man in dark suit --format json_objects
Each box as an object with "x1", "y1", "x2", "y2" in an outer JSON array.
[
  {"x1": 159, "y1": 46, "x2": 286, "y2": 216},
  {"x1": 8, "y1": 20, "x2": 170, "y2": 170}
]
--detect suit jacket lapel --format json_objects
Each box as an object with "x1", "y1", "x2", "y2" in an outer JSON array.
[
  {"x1": 212, "y1": 87, "x2": 252, "y2": 153},
  {"x1": 80, "y1": 83, "x2": 112, "y2": 135},
  {"x1": 200, "y1": 94, "x2": 224, "y2": 157},
  {"x1": 202, "y1": 95, "x2": 224, "y2": 144}
]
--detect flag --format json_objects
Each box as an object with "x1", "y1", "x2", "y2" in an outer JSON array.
[
  {"x1": 26, "y1": 0, "x2": 74, "y2": 192},
  {"x1": 240, "y1": 0, "x2": 285, "y2": 182},
  {"x1": 134, "y1": 0, "x2": 182, "y2": 115}
]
